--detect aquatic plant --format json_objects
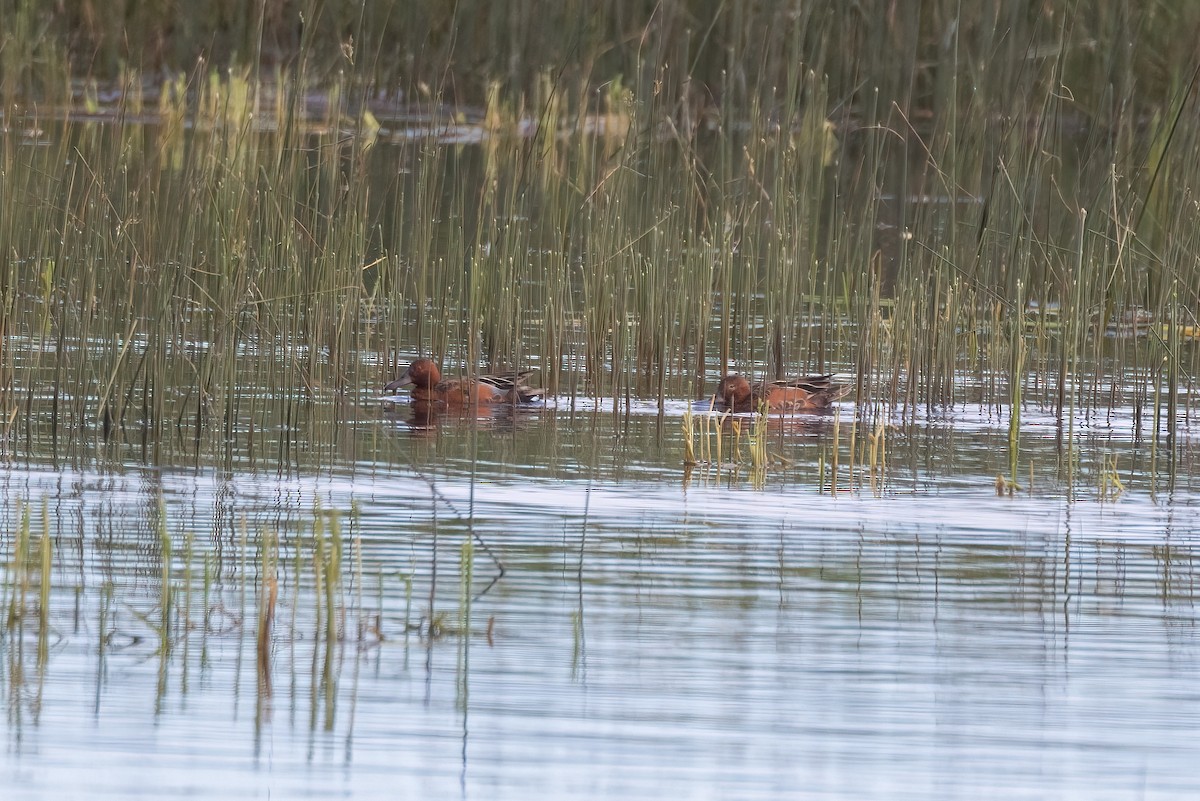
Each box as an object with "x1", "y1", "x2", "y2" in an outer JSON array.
[{"x1": 0, "y1": 2, "x2": 1193, "y2": 503}]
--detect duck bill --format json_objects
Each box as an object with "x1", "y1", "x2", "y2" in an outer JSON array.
[{"x1": 384, "y1": 368, "x2": 414, "y2": 392}]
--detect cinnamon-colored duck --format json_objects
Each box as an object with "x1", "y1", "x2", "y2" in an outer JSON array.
[
  {"x1": 384, "y1": 358, "x2": 544, "y2": 406},
  {"x1": 712, "y1": 372, "x2": 851, "y2": 413}
]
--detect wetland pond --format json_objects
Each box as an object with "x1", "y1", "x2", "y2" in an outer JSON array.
[
  {"x1": 2, "y1": 392, "x2": 1199, "y2": 800},
  {"x1": 3, "y1": 71, "x2": 1200, "y2": 799}
]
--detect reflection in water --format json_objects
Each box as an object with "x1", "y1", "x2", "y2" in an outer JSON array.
[
  {"x1": 383, "y1": 397, "x2": 549, "y2": 436},
  {"x1": 1, "y1": 405, "x2": 1199, "y2": 799}
]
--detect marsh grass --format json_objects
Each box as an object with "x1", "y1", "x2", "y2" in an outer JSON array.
[
  {"x1": 456, "y1": 537, "x2": 474, "y2": 710},
  {"x1": 867, "y1": 421, "x2": 888, "y2": 497},
  {"x1": 0, "y1": 489, "x2": 472, "y2": 737},
  {"x1": 0, "y1": 3, "x2": 1196, "y2": 499},
  {"x1": 257, "y1": 526, "x2": 279, "y2": 698},
  {"x1": 683, "y1": 404, "x2": 828, "y2": 487}
]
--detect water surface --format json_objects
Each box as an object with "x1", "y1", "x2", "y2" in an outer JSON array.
[{"x1": 2, "y1": 399, "x2": 1198, "y2": 800}]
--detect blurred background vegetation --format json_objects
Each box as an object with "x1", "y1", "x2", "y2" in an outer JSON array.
[{"x1": 3, "y1": 1, "x2": 1197, "y2": 120}]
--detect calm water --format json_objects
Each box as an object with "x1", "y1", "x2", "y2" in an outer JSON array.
[{"x1": 1, "y1": 397, "x2": 1198, "y2": 800}]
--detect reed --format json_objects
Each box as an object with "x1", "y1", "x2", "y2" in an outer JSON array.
[
  {"x1": 1098, "y1": 455, "x2": 1126, "y2": 502},
  {"x1": 680, "y1": 405, "x2": 698, "y2": 466},
  {"x1": 201, "y1": 555, "x2": 213, "y2": 669},
  {"x1": 321, "y1": 510, "x2": 342, "y2": 730},
  {"x1": 157, "y1": 499, "x2": 172, "y2": 653},
  {"x1": 747, "y1": 410, "x2": 769, "y2": 473},
  {"x1": 0, "y1": 487, "x2": 431, "y2": 730},
  {"x1": 456, "y1": 537, "x2": 474, "y2": 709},
  {"x1": 181, "y1": 531, "x2": 194, "y2": 693},
  {"x1": 6, "y1": 502, "x2": 30, "y2": 629},
  {"x1": 830, "y1": 408, "x2": 841, "y2": 496},
  {"x1": 257, "y1": 526, "x2": 278, "y2": 698},
  {"x1": 868, "y1": 421, "x2": 887, "y2": 497},
  {"x1": 35, "y1": 498, "x2": 51, "y2": 705},
  {"x1": 0, "y1": 2, "x2": 1194, "y2": 486}
]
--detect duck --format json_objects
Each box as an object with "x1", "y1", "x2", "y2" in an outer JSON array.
[
  {"x1": 712, "y1": 372, "x2": 852, "y2": 413},
  {"x1": 384, "y1": 358, "x2": 544, "y2": 406}
]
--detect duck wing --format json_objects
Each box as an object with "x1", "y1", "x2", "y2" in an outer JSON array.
[
  {"x1": 478, "y1": 370, "x2": 544, "y2": 403},
  {"x1": 769, "y1": 373, "x2": 854, "y2": 403},
  {"x1": 477, "y1": 369, "x2": 537, "y2": 389}
]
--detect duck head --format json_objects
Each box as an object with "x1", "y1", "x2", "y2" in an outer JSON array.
[
  {"x1": 385, "y1": 358, "x2": 441, "y2": 391},
  {"x1": 714, "y1": 374, "x2": 752, "y2": 408}
]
